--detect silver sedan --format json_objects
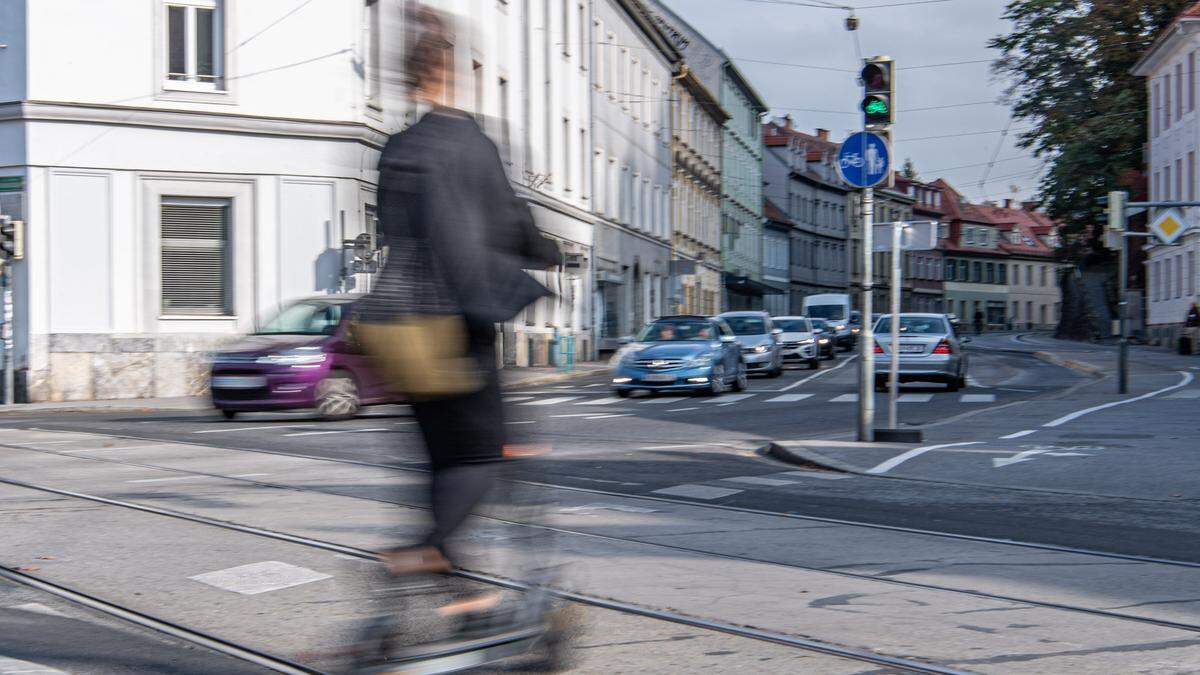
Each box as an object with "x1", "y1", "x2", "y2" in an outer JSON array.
[{"x1": 872, "y1": 313, "x2": 970, "y2": 391}]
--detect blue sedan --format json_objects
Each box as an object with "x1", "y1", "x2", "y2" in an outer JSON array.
[{"x1": 611, "y1": 316, "x2": 747, "y2": 397}]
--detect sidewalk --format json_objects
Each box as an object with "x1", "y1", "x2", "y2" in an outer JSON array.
[{"x1": 0, "y1": 362, "x2": 612, "y2": 414}]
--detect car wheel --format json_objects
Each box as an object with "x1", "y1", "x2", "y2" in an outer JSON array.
[
  {"x1": 945, "y1": 374, "x2": 961, "y2": 392},
  {"x1": 221, "y1": 409, "x2": 237, "y2": 420},
  {"x1": 732, "y1": 362, "x2": 748, "y2": 392},
  {"x1": 874, "y1": 376, "x2": 888, "y2": 393},
  {"x1": 615, "y1": 389, "x2": 631, "y2": 398},
  {"x1": 767, "y1": 358, "x2": 783, "y2": 378},
  {"x1": 315, "y1": 372, "x2": 360, "y2": 420},
  {"x1": 808, "y1": 358, "x2": 821, "y2": 370},
  {"x1": 705, "y1": 365, "x2": 726, "y2": 396}
]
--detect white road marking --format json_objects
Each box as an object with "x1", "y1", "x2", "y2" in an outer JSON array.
[
  {"x1": 998, "y1": 387, "x2": 1037, "y2": 393},
  {"x1": 773, "y1": 470, "x2": 852, "y2": 480},
  {"x1": 550, "y1": 413, "x2": 601, "y2": 418},
  {"x1": 897, "y1": 393, "x2": 934, "y2": 403},
  {"x1": 766, "y1": 394, "x2": 814, "y2": 403},
  {"x1": 7, "y1": 603, "x2": 65, "y2": 617},
  {"x1": 562, "y1": 475, "x2": 643, "y2": 486},
  {"x1": 777, "y1": 355, "x2": 859, "y2": 391},
  {"x1": 231, "y1": 473, "x2": 271, "y2": 478},
  {"x1": 126, "y1": 476, "x2": 198, "y2": 484},
  {"x1": 586, "y1": 413, "x2": 632, "y2": 420},
  {"x1": 553, "y1": 385, "x2": 574, "y2": 389},
  {"x1": 830, "y1": 394, "x2": 859, "y2": 403},
  {"x1": 722, "y1": 476, "x2": 796, "y2": 487},
  {"x1": 194, "y1": 425, "x2": 316, "y2": 434},
  {"x1": 519, "y1": 396, "x2": 581, "y2": 406},
  {"x1": 641, "y1": 397, "x2": 690, "y2": 405},
  {"x1": 24, "y1": 440, "x2": 87, "y2": 445},
  {"x1": 1000, "y1": 429, "x2": 1038, "y2": 439},
  {"x1": 282, "y1": 428, "x2": 388, "y2": 437},
  {"x1": 960, "y1": 394, "x2": 997, "y2": 403},
  {"x1": 966, "y1": 375, "x2": 990, "y2": 389},
  {"x1": 703, "y1": 394, "x2": 753, "y2": 404},
  {"x1": 64, "y1": 445, "x2": 161, "y2": 453},
  {"x1": 651, "y1": 484, "x2": 743, "y2": 500},
  {"x1": 0, "y1": 656, "x2": 70, "y2": 674},
  {"x1": 1166, "y1": 389, "x2": 1200, "y2": 399},
  {"x1": 558, "y1": 503, "x2": 659, "y2": 513},
  {"x1": 573, "y1": 397, "x2": 624, "y2": 405},
  {"x1": 992, "y1": 446, "x2": 1083, "y2": 468},
  {"x1": 638, "y1": 444, "x2": 710, "y2": 450},
  {"x1": 1043, "y1": 371, "x2": 1195, "y2": 428},
  {"x1": 666, "y1": 407, "x2": 700, "y2": 412},
  {"x1": 505, "y1": 420, "x2": 536, "y2": 425},
  {"x1": 189, "y1": 561, "x2": 331, "y2": 596},
  {"x1": 866, "y1": 441, "x2": 984, "y2": 475},
  {"x1": 583, "y1": 383, "x2": 605, "y2": 388},
  {"x1": 503, "y1": 396, "x2": 534, "y2": 403}
]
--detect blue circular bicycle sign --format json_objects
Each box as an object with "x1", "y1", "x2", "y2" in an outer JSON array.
[{"x1": 837, "y1": 131, "x2": 891, "y2": 188}]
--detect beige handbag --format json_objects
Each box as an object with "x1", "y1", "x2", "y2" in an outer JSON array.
[{"x1": 354, "y1": 315, "x2": 485, "y2": 401}]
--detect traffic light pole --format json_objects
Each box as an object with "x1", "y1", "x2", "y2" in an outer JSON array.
[
  {"x1": 888, "y1": 220, "x2": 902, "y2": 429},
  {"x1": 1117, "y1": 221, "x2": 1129, "y2": 395},
  {"x1": 858, "y1": 187, "x2": 875, "y2": 442},
  {"x1": 2, "y1": 263, "x2": 12, "y2": 405}
]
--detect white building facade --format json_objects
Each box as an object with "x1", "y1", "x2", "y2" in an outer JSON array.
[
  {"x1": 0, "y1": 0, "x2": 595, "y2": 401},
  {"x1": 1134, "y1": 10, "x2": 1200, "y2": 346},
  {"x1": 589, "y1": 0, "x2": 676, "y2": 350}
]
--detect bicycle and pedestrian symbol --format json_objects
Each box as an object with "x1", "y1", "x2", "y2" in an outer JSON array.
[{"x1": 837, "y1": 131, "x2": 891, "y2": 188}]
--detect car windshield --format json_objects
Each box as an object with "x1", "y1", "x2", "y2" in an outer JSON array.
[
  {"x1": 810, "y1": 319, "x2": 829, "y2": 331},
  {"x1": 256, "y1": 301, "x2": 344, "y2": 336},
  {"x1": 875, "y1": 316, "x2": 948, "y2": 335},
  {"x1": 636, "y1": 320, "x2": 716, "y2": 342},
  {"x1": 724, "y1": 317, "x2": 767, "y2": 335},
  {"x1": 774, "y1": 319, "x2": 809, "y2": 333},
  {"x1": 806, "y1": 304, "x2": 845, "y2": 321}
]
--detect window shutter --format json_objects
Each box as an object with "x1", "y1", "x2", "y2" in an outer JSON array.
[{"x1": 161, "y1": 199, "x2": 230, "y2": 315}]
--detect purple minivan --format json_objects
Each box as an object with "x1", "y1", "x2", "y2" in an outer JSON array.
[{"x1": 210, "y1": 294, "x2": 400, "y2": 420}]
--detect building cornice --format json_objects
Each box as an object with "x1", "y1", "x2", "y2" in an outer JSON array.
[
  {"x1": 0, "y1": 100, "x2": 388, "y2": 148},
  {"x1": 1133, "y1": 21, "x2": 1200, "y2": 76}
]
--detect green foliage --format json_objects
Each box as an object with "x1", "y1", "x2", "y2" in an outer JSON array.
[
  {"x1": 901, "y1": 157, "x2": 919, "y2": 180},
  {"x1": 990, "y1": 0, "x2": 1190, "y2": 250}
]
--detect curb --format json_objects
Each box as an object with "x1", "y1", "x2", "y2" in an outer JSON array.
[
  {"x1": 500, "y1": 366, "x2": 609, "y2": 390},
  {"x1": 763, "y1": 442, "x2": 869, "y2": 475},
  {"x1": 1031, "y1": 351, "x2": 1107, "y2": 378},
  {"x1": 0, "y1": 402, "x2": 210, "y2": 415}
]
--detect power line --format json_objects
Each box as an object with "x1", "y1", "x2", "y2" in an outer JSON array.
[
  {"x1": 733, "y1": 54, "x2": 994, "y2": 73},
  {"x1": 739, "y1": 0, "x2": 954, "y2": 9},
  {"x1": 772, "y1": 99, "x2": 996, "y2": 116}
]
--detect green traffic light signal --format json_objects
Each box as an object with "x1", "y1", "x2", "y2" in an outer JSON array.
[
  {"x1": 864, "y1": 99, "x2": 889, "y2": 115},
  {"x1": 862, "y1": 94, "x2": 892, "y2": 125}
]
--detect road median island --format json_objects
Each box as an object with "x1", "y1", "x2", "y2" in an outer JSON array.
[
  {"x1": 1031, "y1": 351, "x2": 1107, "y2": 377},
  {"x1": 765, "y1": 440, "x2": 916, "y2": 475}
]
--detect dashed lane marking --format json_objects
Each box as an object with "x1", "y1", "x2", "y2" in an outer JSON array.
[
  {"x1": 550, "y1": 413, "x2": 600, "y2": 418},
  {"x1": 702, "y1": 394, "x2": 754, "y2": 404},
  {"x1": 960, "y1": 394, "x2": 997, "y2": 403},
  {"x1": 722, "y1": 476, "x2": 796, "y2": 487},
  {"x1": 518, "y1": 396, "x2": 581, "y2": 406},
  {"x1": 897, "y1": 393, "x2": 934, "y2": 403},
  {"x1": 766, "y1": 394, "x2": 814, "y2": 403},
  {"x1": 830, "y1": 394, "x2": 859, "y2": 403},
  {"x1": 1001, "y1": 429, "x2": 1038, "y2": 440},
  {"x1": 573, "y1": 397, "x2": 624, "y2": 405},
  {"x1": 651, "y1": 484, "x2": 744, "y2": 500},
  {"x1": 189, "y1": 561, "x2": 331, "y2": 596},
  {"x1": 505, "y1": 420, "x2": 536, "y2": 425},
  {"x1": 282, "y1": 428, "x2": 388, "y2": 437},
  {"x1": 666, "y1": 407, "x2": 700, "y2": 412},
  {"x1": 194, "y1": 424, "x2": 317, "y2": 434},
  {"x1": 641, "y1": 396, "x2": 690, "y2": 405},
  {"x1": 586, "y1": 413, "x2": 632, "y2": 420}
]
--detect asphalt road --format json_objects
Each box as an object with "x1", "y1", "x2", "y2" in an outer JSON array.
[{"x1": 12, "y1": 339, "x2": 1200, "y2": 562}]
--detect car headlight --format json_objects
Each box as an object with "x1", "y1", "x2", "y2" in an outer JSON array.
[
  {"x1": 834, "y1": 324, "x2": 846, "y2": 331},
  {"x1": 256, "y1": 349, "x2": 327, "y2": 366},
  {"x1": 799, "y1": 338, "x2": 815, "y2": 346},
  {"x1": 688, "y1": 355, "x2": 713, "y2": 367},
  {"x1": 818, "y1": 338, "x2": 830, "y2": 344},
  {"x1": 753, "y1": 344, "x2": 769, "y2": 353},
  {"x1": 851, "y1": 327, "x2": 861, "y2": 334}
]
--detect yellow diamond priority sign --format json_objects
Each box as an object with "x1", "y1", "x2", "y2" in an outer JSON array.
[{"x1": 1149, "y1": 208, "x2": 1189, "y2": 246}]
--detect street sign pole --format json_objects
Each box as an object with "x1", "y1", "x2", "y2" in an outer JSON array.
[
  {"x1": 2, "y1": 264, "x2": 12, "y2": 405},
  {"x1": 858, "y1": 188, "x2": 875, "y2": 442},
  {"x1": 888, "y1": 220, "x2": 902, "y2": 429}
]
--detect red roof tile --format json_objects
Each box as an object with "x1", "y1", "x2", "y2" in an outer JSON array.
[{"x1": 763, "y1": 198, "x2": 791, "y2": 224}]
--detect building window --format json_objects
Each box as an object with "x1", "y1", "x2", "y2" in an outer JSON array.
[
  {"x1": 365, "y1": 0, "x2": 380, "y2": 106},
  {"x1": 1039, "y1": 265, "x2": 1047, "y2": 287},
  {"x1": 1164, "y1": 257, "x2": 1172, "y2": 300},
  {"x1": 498, "y1": 77, "x2": 511, "y2": 161},
  {"x1": 1153, "y1": 83, "x2": 1161, "y2": 137},
  {"x1": 160, "y1": 197, "x2": 231, "y2": 315},
  {"x1": 1177, "y1": 158, "x2": 1184, "y2": 200},
  {"x1": 1151, "y1": 261, "x2": 1159, "y2": 302},
  {"x1": 1177, "y1": 63, "x2": 1185, "y2": 120},
  {"x1": 985, "y1": 262, "x2": 995, "y2": 284},
  {"x1": 998, "y1": 263, "x2": 1007, "y2": 285},
  {"x1": 1192, "y1": 152, "x2": 1197, "y2": 201},
  {"x1": 972, "y1": 261, "x2": 982, "y2": 283},
  {"x1": 1178, "y1": 255, "x2": 1185, "y2": 298},
  {"x1": 1165, "y1": 164, "x2": 1173, "y2": 200},
  {"x1": 1165, "y1": 72, "x2": 1172, "y2": 130},
  {"x1": 1189, "y1": 251, "x2": 1197, "y2": 297},
  {"x1": 964, "y1": 227, "x2": 974, "y2": 245},
  {"x1": 1190, "y1": 51, "x2": 1197, "y2": 113},
  {"x1": 562, "y1": 118, "x2": 571, "y2": 193},
  {"x1": 165, "y1": 1, "x2": 224, "y2": 91}
]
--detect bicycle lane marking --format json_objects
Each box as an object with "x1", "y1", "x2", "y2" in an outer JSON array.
[{"x1": 1042, "y1": 371, "x2": 1194, "y2": 428}]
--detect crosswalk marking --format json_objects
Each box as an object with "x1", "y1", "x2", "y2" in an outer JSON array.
[
  {"x1": 642, "y1": 397, "x2": 690, "y2": 405},
  {"x1": 766, "y1": 394, "x2": 814, "y2": 403},
  {"x1": 898, "y1": 393, "x2": 934, "y2": 403},
  {"x1": 703, "y1": 393, "x2": 754, "y2": 404},
  {"x1": 960, "y1": 394, "x2": 997, "y2": 403},
  {"x1": 772, "y1": 470, "x2": 852, "y2": 481},
  {"x1": 573, "y1": 397, "x2": 624, "y2": 405},
  {"x1": 586, "y1": 413, "x2": 632, "y2": 420},
  {"x1": 652, "y1": 484, "x2": 743, "y2": 500},
  {"x1": 830, "y1": 394, "x2": 858, "y2": 403},
  {"x1": 722, "y1": 476, "x2": 796, "y2": 487},
  {"x1": 519, "y1": 396, "x2": 580, "y2": 406},
  {"x1": 503, "y1": 396, "x2": 534, "y2": 403}
]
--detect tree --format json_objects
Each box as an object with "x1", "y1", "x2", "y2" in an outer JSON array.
[
  {"x1": 901, "y1": 157, "x2": 920, "y2": 180},
  {"x1": 990, "y1": 0, "x2": 1190, "y2": 254}
]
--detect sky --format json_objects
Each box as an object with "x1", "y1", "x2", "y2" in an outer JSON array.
[{"x1": 660, "y1": 0, "x2": 1043, "y2": 204}]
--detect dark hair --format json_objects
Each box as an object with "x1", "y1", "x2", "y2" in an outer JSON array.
[{"x1": 404, "y1": 6, "x2": 453, "y2": 90}]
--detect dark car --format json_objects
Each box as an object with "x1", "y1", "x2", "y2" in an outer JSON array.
[
  {"x1": 210, "y1": 295, "x2": 399, "y2": 419},
  {"x1": 808, "y1": 318, "x2": 838, "y2": 360},
  {"x1": 611, "y1": 316, "x2": 746, "y2": 396}
]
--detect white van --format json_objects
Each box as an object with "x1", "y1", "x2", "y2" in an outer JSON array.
[{"x1": 802, "y1": 294, "x2": 854, "y2": 349}]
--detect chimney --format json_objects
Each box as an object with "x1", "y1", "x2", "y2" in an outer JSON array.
[
  {"x1": 816, "y1": 128, "x2": 829, "y2": 141},
  {"x1": 783, "y1": 115, "x2": 794, "y2": 131},
  {"x1": 1003, "y1": 198, "x2": 1013, "y2": 209}
]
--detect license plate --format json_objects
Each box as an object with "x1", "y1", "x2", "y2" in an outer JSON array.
[
  {"x1": 899, "y1": 344, "x2": 925, "y2": 354},
  {"x1": 642, "y1": 374, "x2": 675, "y2": 383},
  {"x1": 212, "y1": 375, "x2": 267, "y2": 389}
]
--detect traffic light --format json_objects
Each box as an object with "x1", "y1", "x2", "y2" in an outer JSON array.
[
  {"x1": 0, "y1": 216, "x2": 22, "y2": 261},
  {"x1": 861, "y1": 57, "x2": 895, "y2": 128},
  {"x1": 1106, "y1": 191, "x2": 1127, "y2": 232}
]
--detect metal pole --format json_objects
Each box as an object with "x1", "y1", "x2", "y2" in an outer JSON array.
[
  {"x1": 2, "y1": 264, "x2": 12, "y2": 405},
  {"x1": 1118, "y1": 214, "x2": 1129, "y2": 395},
  {"x1": 858, "y1": 188, "x2": 875, "y2": 442},
  {"x1": 888, "y1": 221, "x2": 901, "y2": 429}
]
